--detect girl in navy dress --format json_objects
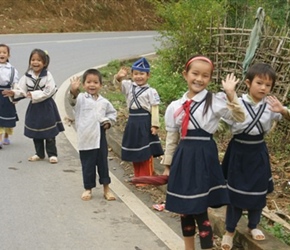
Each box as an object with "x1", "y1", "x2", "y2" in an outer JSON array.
[
  {"x1": 3, "y1": 49, "x2": 64, "y2": 163},
  {"x1": 0, "y1": 44, "x2": 19, "y2": 148},
  {"x1": 163, "y1": 55, "x2": 245, "y2": 250},
  {"x1": 114, "y1": 58, "x2": 163, "y2": 183},
  {"x1": 221, "y1": 63, "x2": 290, "y2": 250}
]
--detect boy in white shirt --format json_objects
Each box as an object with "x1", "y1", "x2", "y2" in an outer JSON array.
[{"x1": 69, "y1": 68, "x2": 116, "y2": 201}]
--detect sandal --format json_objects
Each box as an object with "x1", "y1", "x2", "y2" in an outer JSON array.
[
  {"x1": 104, "y1": 191, "x2": 116, "y2": 201},
  {"x1": 249, "y1": 228, "x2": 265, "y2": 241},
  {"x1": 81, "y1": 190, "x2": 92, "y2": 201},
  {"x1": 49, "y1": 156, "x2": 58, "y2": 164},
  {"x1": 28, "y1": 155, "x2": 42, "y2": 162},
  {"x1": 221, "y1": 234, "x2": 233, "y2": 250}
]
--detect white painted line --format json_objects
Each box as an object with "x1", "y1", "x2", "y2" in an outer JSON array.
[
  {"x1": 7, "y1": 35, "x2": 156, "y2": 46},
  {"x1": 55, "y1": 64, "x2": 183, "y2": 250}
]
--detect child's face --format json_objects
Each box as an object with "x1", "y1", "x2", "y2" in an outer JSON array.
[
  {"x1": 0, "y1": 46, "x2": 9, "y2": 64},
  {"x1": 246, "y1": 75, "x2": 273, "y2": 103},
  {"x1": 30, "y1": 53, "x2": 45, "y2": 75},
  {"x1": 183, "y1": 60, "x2": 212, "y2": 97},
  {"x1": 131, "y1": 70, "x2": 150, "y2": 86},
  {"x1": 83, "y1": 74, "x2": 102, "y2": 96}
]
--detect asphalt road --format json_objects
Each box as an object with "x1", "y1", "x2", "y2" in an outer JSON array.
[{"x1": 0, "y1": 32, "x2": 186, "y2": 250}]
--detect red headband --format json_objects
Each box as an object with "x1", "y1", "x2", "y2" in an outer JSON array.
[{"x1": 185, "y1": 56, "x2": 214, "y2": 70}]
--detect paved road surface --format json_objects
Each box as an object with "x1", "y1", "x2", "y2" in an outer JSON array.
[{"x1": 0, "y1": 32, "x2": 188, "y2": 250}]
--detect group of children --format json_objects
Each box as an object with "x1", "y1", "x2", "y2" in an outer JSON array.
[
  {"x1": 1, "y1": 42, "x2": 289, "y2": 250},
  {"x1": 114, "y1": 55, "x2": 290, "y2": 250},
  {"x1": 2, "y1": 46, "x2": 64, "y2": 163}
]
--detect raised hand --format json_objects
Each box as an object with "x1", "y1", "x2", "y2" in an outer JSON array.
[
  {"x1": 222, "y1": 73, "x2": 240, "y2": 101},
  {"x1": 116, "y1": 66, "x2": 130, "y2": 81},
  {"x1": 266, "y1": 95, "x2": 284, "y2": 113},
  {"x1": 222, "y1": 73, "x2": 240, "y2": 93},
  {"x1": 70, "y1": 76, "x2": 81, "y2": 97}
]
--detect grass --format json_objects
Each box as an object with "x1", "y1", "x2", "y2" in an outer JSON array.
[{"x1": 260, "y1": 218, "x2": 290, "y2": 246}]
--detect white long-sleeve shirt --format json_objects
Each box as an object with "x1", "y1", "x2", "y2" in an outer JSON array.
[
  {"x1": 13, "y1": 70, "x2": 57, "y2": 103},
  {"x1": 70, "y1": 92, "x2": 117, "y2": 150},
  {"x1": 223, "y1": 94, "x2": 282, "y2": 135},
  {"x1": 0, "y1": 62, "x2": 19, "y2": 88},
  {"x1": 161, "y1": 89, "x2": 245, "y2": 166}
]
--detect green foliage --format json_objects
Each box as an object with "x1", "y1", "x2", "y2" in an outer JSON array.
[
  {"x1": 266, "y1": 124, "x2": 290, "y2": 158},
  {"x1": 147, "y1": 0, "x2": 290, "y2": 107},
  {"x1": 149, "y1": 57, "x2": 186, "y2": 110},
  {"x1": 261, "y1": 219, "x2": 290, "y2": 246},
  {"x1": 150, "y1": 0, "x2": 226, "y2": 72},
  {"x1": 225, "y1": 0, "x2": 290, "y2": 28},
  {"x1": 147, "y1": 0, "x2": 227, "y2": 106}
]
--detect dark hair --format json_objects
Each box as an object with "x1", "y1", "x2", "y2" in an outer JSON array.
[
  {"x1": 0, "y1": 44, "x2": 10, "y2": 62},
  {"x1": 245, "y1": 63, "x2": 276, "y2": 90},
  {"x1": 185, "y1": 55, "x2": 213, "y2": 115},
  {"x1": 28, "y1": 49, "x2": 50, "y2": 72},
  {"x1": 82, "y1": 69, "x2": 102, "y2": 84}
]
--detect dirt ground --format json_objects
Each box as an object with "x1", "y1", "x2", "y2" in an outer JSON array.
[{"x1": 0, "y1": 0, "x2": 157, "y2": 34}]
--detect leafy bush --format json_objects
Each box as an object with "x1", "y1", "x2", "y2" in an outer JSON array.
[{"x1": 147, "y1": 0, "x2": 227, "y2": 106}]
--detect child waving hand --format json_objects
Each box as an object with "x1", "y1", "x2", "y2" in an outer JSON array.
[
  {"x1": 221, "y1": 63, "x2": 290, "y2": 250},
  {"x1": 3, "y1": 49, "x2": 64, "y2": 163},
  {"x1": 114, "y1": 58, "x2": 163, "y2": 185},
  {"x1": 163, "y1": 55, "x2": 245, "y2": 250},
  {"x1": 69, "y1": 69, "x2": 116, "y2": 201}
]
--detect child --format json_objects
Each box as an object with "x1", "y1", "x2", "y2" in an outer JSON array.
[
  {"x1": 0, "y1": 44, "x2": 19, "y2": 148},
  {"x1": 2, "y1": 49, "x2": 64, "y2": 163},
  {"x1": 163, "y1": 55, "x2": 245, "y2": 250},
  {"x1": 113, "y1": 57, "x2": 163, "y2": 183},
  {"x1": 221, "y1": 63, "x2": 290, "y2": 250},
  {"x1": 69, "y1": 68, "x2": 116, "y2": 201}
]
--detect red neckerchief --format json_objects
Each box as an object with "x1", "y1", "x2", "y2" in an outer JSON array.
[{"x1": 174, "y1": 100, "x2": 193, "y2": 138}]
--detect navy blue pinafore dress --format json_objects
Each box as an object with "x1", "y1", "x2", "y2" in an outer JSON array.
[
  {"x1": 166, "y1": 100, "x2": 229, "y2": 215},
  {"x1": 222, "y1": 101, "x2": 273, "y2": 210},
  {"x1": 121, "y1": 85, "x2": 163, "y2": 162},
  {"x1": 0, "y1": 67, "x2": 18, "y2": 128},
  {"x1": 24, "y1": 70, "x2": 64, "y2": 139}
]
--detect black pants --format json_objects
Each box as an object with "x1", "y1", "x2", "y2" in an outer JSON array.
[
  {"x1": 226, "y1": 205, "x2": 262, "y2": 232},
  {"x1": 181, "y1": 212, "x2": 213, "y2": 249},
  {"x1": 79, "y1": 128, "x2": 111, "y2": 189},
  {"x1": 33, "y1": 138, "x2": 57, "y2": 158}
]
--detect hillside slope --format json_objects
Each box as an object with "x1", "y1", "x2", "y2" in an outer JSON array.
[{"x1": 0, "y1": 0, "x2": 158, "y2": 34}]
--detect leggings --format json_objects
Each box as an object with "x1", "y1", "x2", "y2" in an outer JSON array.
[{"x1": 181, "y1": 212, "x2": 213, "y2": 249}]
